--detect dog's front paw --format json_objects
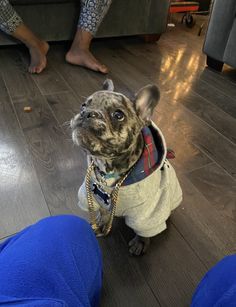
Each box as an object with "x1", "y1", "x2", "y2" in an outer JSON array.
[
  {"x1": 128, "y1": 235, "x2": 150, "y2": 256},
  {"x1": 93, "y1": 223, "x2": 110, "y2": 237},
  {"x1": 94, "y1": 228, "x2": 105, "y2": 237}
]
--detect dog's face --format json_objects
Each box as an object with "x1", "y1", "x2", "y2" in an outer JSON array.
[{"x1": 71, "y1": 80, "x2": 160, "y2": 160}]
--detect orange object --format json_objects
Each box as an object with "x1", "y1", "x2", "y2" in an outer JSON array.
[
  {"x1": 24, "y1": 106, "x2": 32, "y2": 113},
  {"x1": 170, "y1": 1, "x2": 199, "y2": 13}
]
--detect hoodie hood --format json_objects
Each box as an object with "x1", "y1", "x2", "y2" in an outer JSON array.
[{"x1": 123, "y1": 121, "x2": 167, "y2": 186}]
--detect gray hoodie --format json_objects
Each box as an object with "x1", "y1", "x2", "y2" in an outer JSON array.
[{"x1": 78, "y1": 122, "x2": 182, "y2": 237}]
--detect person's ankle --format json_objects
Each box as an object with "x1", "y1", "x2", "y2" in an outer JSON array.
[
  {"x1": 27, "y1": 38, "x2": 47, "y2": 50},
  {"x1": 72, "y1": 28, "x2": 93, "y2": 50},
  {"x1": 68, "y1": 46, "x2": 90, "y2": 56}
]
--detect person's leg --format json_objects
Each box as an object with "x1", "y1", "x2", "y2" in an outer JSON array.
[
  {"x1": 0, "y1": 215, "x2": 102, "y2": 306},
  {"x1": 0, "y1": 0, "x2": 49, "y2": 73},
  {"x1": 13, "y1": 23, "x2": 49, "y2": 74},
  {"x1": 66, "y1": 0, "x2": 112, "y2": 73}
]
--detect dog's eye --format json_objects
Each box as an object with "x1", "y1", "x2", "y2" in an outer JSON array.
[
  {"x1": 112, "y1": 110, "x2": 125, "y2": 121},
  {"x1": 80, "y1": 103, "x2": 86, "y2": 112}
]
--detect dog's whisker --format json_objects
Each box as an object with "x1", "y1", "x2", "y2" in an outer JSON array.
[
  {"x1": 61, "y1": 120, "x2": 71, "y2": 127},
  {"x1": 63, "y1": 126, "x2": 72, "y2": 132},
  {"x1": 77, "y1": 94, "x2": 87, "y2": 100},
  {"x1": 65, "y1": 138, "x2": 73, "y2": 142}
]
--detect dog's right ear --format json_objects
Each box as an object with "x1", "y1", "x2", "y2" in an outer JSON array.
[
  {"x1": 103, "y1": 79, "x2": 114, "y2": 91},
  {"x1": 134, "y1": 84, "x2": 160, "y2": 123}
]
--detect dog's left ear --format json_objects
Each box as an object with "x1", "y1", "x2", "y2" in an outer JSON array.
[
  {"x1": 134, "y1": 84, "x2": 160, "y2": 122},
  {"x1": 103, "y1": 79, "x2": 114, "y2": 91}
]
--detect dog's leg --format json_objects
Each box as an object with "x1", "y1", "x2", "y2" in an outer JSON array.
[
  {"x1": 128, "y1": 235, "x2": 150, "y2": 256},
  {"x1": 93, "y1": 209, "x2": 111, "y2": 237}
]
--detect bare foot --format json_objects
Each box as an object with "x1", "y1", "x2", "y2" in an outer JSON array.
[
  {"x1": 65, "y1": 49, "x2": 108, "y2": 74},
  {"x1": 28, "y1": 40, "x2": 49, "y2": 74}
]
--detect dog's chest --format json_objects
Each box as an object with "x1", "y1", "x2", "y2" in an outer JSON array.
[
  {"x1": 89, "y1": 164, "x2": 165, "y2": 215},
  {"x1": 90, "y1": 170, "x2": 121, "y2": 212}
]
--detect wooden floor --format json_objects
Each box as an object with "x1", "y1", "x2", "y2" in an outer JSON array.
[{"x1": 0, "y1": 23, "x2": 236, "y2": 306}]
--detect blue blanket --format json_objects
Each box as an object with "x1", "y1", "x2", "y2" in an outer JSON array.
[
  {"x1": 0, "y1": 215, "x2": 102, "y2": 307},
  {"x1": 192, "y1": 254, "x2": 236, "y2": 306}
]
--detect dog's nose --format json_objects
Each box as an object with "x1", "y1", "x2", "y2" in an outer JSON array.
[{"x1": 86, "y1": 111, "x2": 101, "y2": 119}]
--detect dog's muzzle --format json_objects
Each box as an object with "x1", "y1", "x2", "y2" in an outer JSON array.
[{"x1": 71, "y1": 110, "x2": 105, "y2": 129}]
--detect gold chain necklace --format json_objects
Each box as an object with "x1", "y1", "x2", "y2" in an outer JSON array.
[{"x1": 85, "y1": 161, "x2": 132, "y2": 236}]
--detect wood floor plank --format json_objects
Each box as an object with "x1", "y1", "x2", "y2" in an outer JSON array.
[
  {"x1": 221, "y1": 66, "x2": 236, "y2": 84},
  {"x1": 178, "y1": 90, "x2": 236, "y2": 144},
  {"x1": 0, "y1": 46, "x2": 86, "y2": 218},
  {"x1": 114, "y1": 44, "x2": 206, "y2": 131},
  {"x1": 200, "y1": 69, "x2": 236, "y2": 101},
  {"x1": 0, "y1": 79, "x2": 23, "y2": 142},
  {"x1": 115, "y1": 38, "x2": 235, "y2": 125},
  {"x1": 109, "y1": 44, "x2": 236, "y2": 151},
  {"x1": 172, "y1": 174, "x2": 236, "y2": 267},
  {"x1": 161, "y1": 26, "x2": 205, "y2": 50},
  {"x1": 100, "y1": 221, "x2": 160, "y2": 307},
  {"x1": 13, "y1": 94, "x2": 87, "y2": 216},
  {"x1": 117, "y1": 43, "x2": 234, "y2": 120},
  {"x1": 18, "y1": 47, "x2": 70, "y2": 95},
  {"x1": 0, "y1": 73, "x2": 9, "y2": 99},
  {"x1": 108, "y1": 41, "x2": 236, "y2": 129},
  {"x1": 153, "y1": 101, "x2": 236, "y2": 179},
  {"x1": 122, "y1": 37, "x2": 205, "y2": 83},
  {"x1": 119, "y1": 221, "x2": 206, "y2": 307},
  {"x1": 18, "y1": 50, "x2": 71, "y2": 96},
  {"x1": 95, "y1": 46, "x2": 152, "y2": 93},
  {"x1": 45, "y1": 91, "x2": 82, "y2": 130},
  {"x1": 31, "y1": 66, "x2": 70, "y2": 95},
  {"x1": 0, "y1": 94, "x2": 50, "y2": 238},
  {"x1": 187, "y1": 163, "x2": 236, "y2": 222},
  {"x1": 154, "y1": 119, "x2": 212, "y2": 175},
  {"x1": 47, "y1": 47, "x2": 105, "y2": 98},
  {"x1": 97, "y1": 41, "x2": 198, "y2": 110},
  {"x1": 0, "y1": 49, "x2": 40, "y2": 101},
  {"x1": 191, "y1": 78, "x2": 236, "y2": 118}
]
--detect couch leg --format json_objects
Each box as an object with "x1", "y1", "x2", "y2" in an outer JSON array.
[
  {"x1": 206, "y1": 56, "x2": 224, "y2": 72},
  {"x1": 142, "y1": 34, "x2": 161, "y2": 43}
]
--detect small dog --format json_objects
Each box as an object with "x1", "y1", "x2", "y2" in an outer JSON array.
[{"x1": 71, "y1": 80, "x2": 182, "y2": 256}]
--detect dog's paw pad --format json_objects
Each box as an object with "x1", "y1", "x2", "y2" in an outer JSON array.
[
  {"x1": 129, "y1": 243, "x2": 144, "y2": 256},
  {"x1": 128, "y1": 236, "x2": 149, "y2": 256}
]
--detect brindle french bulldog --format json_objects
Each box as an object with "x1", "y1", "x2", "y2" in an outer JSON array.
[{"x1": 71, "y1": 80, "x2": 182, "y2": 256}]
